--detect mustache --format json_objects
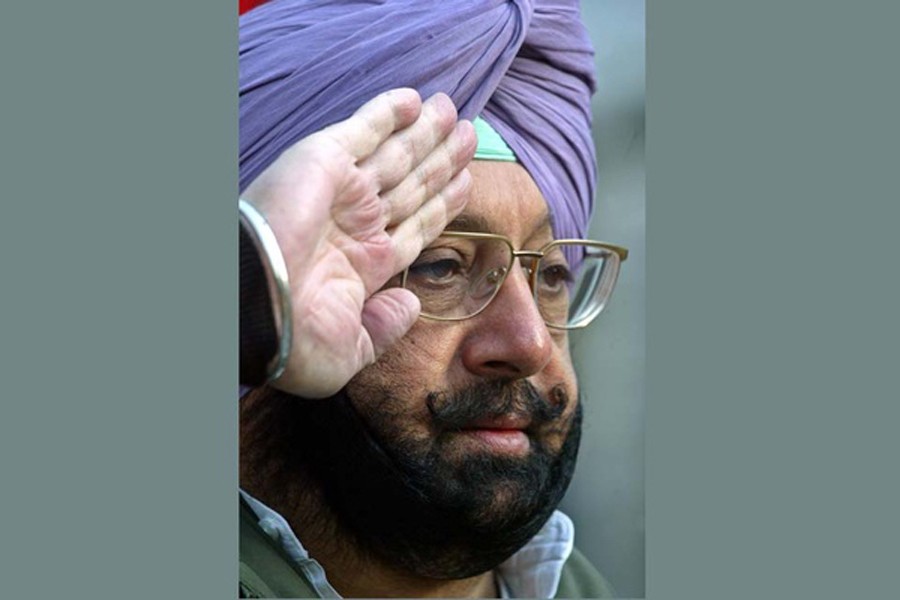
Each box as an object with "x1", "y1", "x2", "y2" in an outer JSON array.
[{"x1": 425, "y1": 379, "x2": 569, "y2": 432}]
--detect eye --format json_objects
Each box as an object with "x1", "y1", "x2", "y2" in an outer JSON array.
[
  {"x1": 406, "y1": 247, "x2": 471, "y2": 290},
  {"x1": 539, "y1": 263, "x2": 573, "y2": 293},
  {"x1": 409, "y1": 258, "x2": 462, "y2": 282}
]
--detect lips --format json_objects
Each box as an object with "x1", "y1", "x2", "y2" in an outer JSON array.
[
  {"x1": 463, "y1": 414, "x2": 532, "y2": 431},
  {"x1": 454, "y1": 415, "x2": 532, "y2": 454}
]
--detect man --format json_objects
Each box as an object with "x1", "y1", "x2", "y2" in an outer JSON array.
[{"x1": 238, "y1": 1, "x2": 627, "y2": 597}]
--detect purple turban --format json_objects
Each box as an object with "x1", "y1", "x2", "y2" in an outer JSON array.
[{"x1": 239, "y1": 0, "x2": 597, "y2": 240}]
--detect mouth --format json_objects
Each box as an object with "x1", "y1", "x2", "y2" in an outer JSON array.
[{"x1": 452, "y1": 415, "x2": 532, "y2": 455}]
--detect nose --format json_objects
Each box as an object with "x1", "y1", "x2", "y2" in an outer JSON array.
[{"x1": 459, "y1": 263, "x2": 554, "y2": 379}]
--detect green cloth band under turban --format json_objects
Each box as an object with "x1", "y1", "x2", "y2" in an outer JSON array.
[{"x1": 473, "y1": 117, "x2": 517, "y2": 162}]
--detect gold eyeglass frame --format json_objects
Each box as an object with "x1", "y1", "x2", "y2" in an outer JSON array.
[{"x1": 401, "y1": 231, "x2": 629, "y2": 330}]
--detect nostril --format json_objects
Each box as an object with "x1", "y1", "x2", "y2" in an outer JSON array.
[{"x1": 483, "y1": 360, "x2": 520, "y2": 374}]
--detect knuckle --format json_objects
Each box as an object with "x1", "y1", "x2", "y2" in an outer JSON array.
[
  {"x1": 397, "y1": 134, "x2": 418, "y2": 173},
  {"x1": 357, "y1": 167, "x2": 378, "y2": 196},
  {"x1": 423, "y1": 156, "x2": 452, "y2": 198}
]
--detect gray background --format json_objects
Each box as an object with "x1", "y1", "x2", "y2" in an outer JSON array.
[
  {"x1": 3, "y1": 1, "x2": 900, "y2": 599},
  {"x1": 561, "y1": 1, "x2": 646, "y2": 598}
]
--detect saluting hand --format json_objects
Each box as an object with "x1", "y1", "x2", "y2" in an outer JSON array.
[{"x1": 242, "y1": 89, "x2": 476, "y2": 398}]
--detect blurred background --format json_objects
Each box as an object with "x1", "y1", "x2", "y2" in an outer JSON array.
[{"x1": 559, "y1": 1, "x2": 645, "y2": 597}]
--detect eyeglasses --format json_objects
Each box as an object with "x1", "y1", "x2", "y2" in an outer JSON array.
[{"x1": 401, "y1": 231, "x2": 628, "y2": 330}]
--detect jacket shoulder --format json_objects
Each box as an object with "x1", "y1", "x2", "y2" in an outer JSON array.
[
  {"x1": 239, "y1": 499, "x2": 320, "y2": 598},
  {"x1": 554, "y1": 547, "x2": 616, "y2": 598}
]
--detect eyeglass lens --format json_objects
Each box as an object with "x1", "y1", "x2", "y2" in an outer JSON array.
[
  {"x1": 405, "y1": 236, "x2": 620, "y2": 328},
  {"x1": 540, "y1": 242, "x2": 620, "y2": 328}
]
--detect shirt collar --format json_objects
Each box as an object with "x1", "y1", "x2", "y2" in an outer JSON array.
[{"x1": 240, "y1": 490, "x2": 574, "y2": 598}]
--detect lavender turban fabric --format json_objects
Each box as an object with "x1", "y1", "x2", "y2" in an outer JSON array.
[{"x1": 239, "y1": 0, "x2": 597, "y2": 240}]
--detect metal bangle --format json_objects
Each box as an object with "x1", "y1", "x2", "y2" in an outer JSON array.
[{"x1": 238, "y1": 199, "x2": 292, "y2": 382}]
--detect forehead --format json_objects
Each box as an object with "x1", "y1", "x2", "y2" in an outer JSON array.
[{"x1": 449, "y1": 161, "x2": 552, "y2": 241}]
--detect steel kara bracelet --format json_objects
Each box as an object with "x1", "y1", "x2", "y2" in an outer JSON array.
[{"x1": 238, "y1": 199, "x2": 292, "y2": 382}]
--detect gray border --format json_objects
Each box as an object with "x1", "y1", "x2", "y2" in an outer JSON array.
[
  {"x1": 648, "y1": 0, "x2": 900, "y2": 598},
  {"x1": 4, "y1": 1, "x2": 900, "y2": 598},
  {"x1": 2, "y1": 3, "x2": 237, "y2": 597}
]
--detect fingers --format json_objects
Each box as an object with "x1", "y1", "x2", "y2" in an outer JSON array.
[
  {"x1": 357, "y1": 93, "x2": 460, "y2": 194},
  {"x1": 388, "y1": 167, "x2": 473, "y2": 274},
  {"x1": 360, "y1": 288, "x2": 421, "y2": 360},
  {"x1": 320, "y1": 88, "x2": 423, "y2": 160},
  {"x1": 379, "y1": 118, "x2": 477, "y2": 226}
]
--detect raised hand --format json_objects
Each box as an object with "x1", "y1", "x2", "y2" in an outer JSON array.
[{"x1": 242, "y1": 89, "x2": 476, "y2": 398}]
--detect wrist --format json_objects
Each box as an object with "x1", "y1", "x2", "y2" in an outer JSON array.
[{"x1": 238, "y1": 199, "x2": 292, "y2": 382}]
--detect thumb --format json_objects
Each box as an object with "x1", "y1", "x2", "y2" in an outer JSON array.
[{"x1": 360, "y1": 288, "x2": 421, "y2": 361}]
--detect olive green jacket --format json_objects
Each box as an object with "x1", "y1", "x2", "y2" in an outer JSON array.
[{"x1": 239, "y1": 500, "x2": 615, "y2": 598}]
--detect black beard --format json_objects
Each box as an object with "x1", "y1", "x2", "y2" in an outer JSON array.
[{"x1": 240, "y1": 379, "x2": 582, "y2": 579}]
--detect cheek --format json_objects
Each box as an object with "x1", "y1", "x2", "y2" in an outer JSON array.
[
  {"x1": 552, "y1": 327, "x2": 573, "y2": 359},
  {"x1": 536, "y1": 337, "x2": 580, "y2": 453},
  {"x1": 346, "y1": 323, "x2": 466, "y2": 435},
  {"x1": 356, "y1": 322, "x2": 465, "y2": 387},
  {"x1": 545, "y1": 331, "x2": 578, "y2": 395},
  {"x1": 557, "y1": 359, "x2": 580, "y2": 431},
  {"x1": 396, "y1": 322, "x2": 464, "y2": 366},
  {"x1": 539, "y1": 399, "x2": 580, "y2": 456},
  {"x1": 534, "y1": 384, "x2": 580, "y2": 458}
]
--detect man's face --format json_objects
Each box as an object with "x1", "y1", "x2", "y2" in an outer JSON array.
[{"x1": 340, "y1": 161, "x2": 582, "y2": 570}]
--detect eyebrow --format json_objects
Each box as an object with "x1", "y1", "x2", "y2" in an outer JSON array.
[
  {"x1": 444, "y1": 214, "x2": 493, "y2": 233},
  {"x1": 443, "y1": 211, "x2": 555, "y2": 238},
  {"x1": 532, "y1": 212, "x2": 554, "y2": 237}
]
